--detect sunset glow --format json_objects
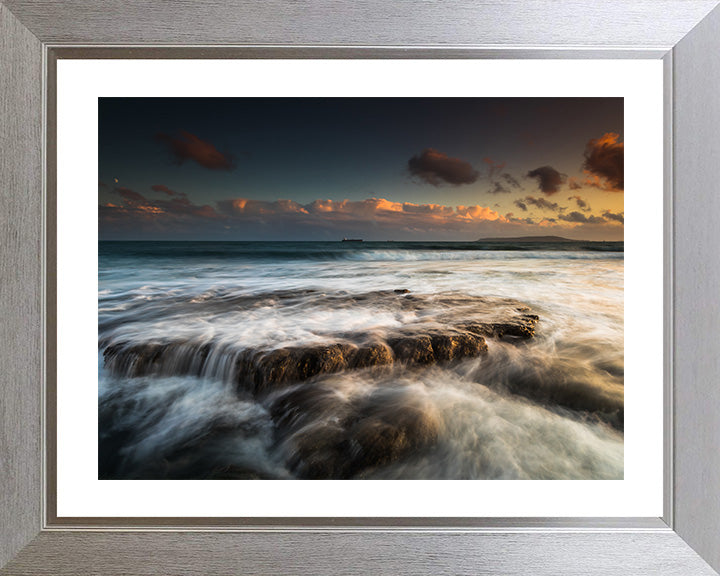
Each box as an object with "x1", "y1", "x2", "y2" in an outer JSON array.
[{"x1": 99, "y1": 98, "x2": 623, "y2": 240}]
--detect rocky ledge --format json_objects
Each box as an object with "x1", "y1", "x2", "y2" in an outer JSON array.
[
  {"x1": 237, "y1": 329, "x2": 491, "y2": 394},
  {"x1": 102, "y1": 295, "x2": 539, "y2": 395}
]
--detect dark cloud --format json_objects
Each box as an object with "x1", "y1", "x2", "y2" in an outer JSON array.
[
  {"x1": 558, "y1": 211, "x2": 605, "y2": 224},
  {"x1": 99, "y1": 180, "x2": 108, "y2": 189},
  {"x1": 522, "y1": 196, "x2": 561, "y2": 211},
  {"x1": 505, "y1": 213, "x2": 536, "y2": 224},
  {"x1": 514, "y1": 196, "x2": 561, "y2": 212},
  {"x1": 483, "y1": 159, "x2": 521, "y2": 194},
  {"x1": 106, "y1": 186, "x2": 220, "y2": 221},
  {"x1": 602, "y1": 210, "x2": 624, "y2": 224},
  {"x1": 155, "y1": 130, "x2": 235, "y2": 171},
  {"x1": 488, "y1": 181, "x2": 511, "y2": 194},
  {"x1": 568, "y1": 178, "x2": 582, "y2": 190},
  {"x1": 583, "y1": 133, "x2": 624, "y2": 191},
  {"x1": 526, "y1": 165, "x2": 566, "y2": 195},
  {"x1": 113, "y1": 186, "x2": 147, "y2": 206},
  {"x1": 408, "y1": 148, "x2": 479, "y2": 186},
  {"x1": 568, "y1": 195, "x2": 591, "y2": 212},
  {"x1": 514, "y1": 199, "x2": 528, "y2": 211},
  {"x1": 151, "y1": 184, "x2": 185, "y2": 197},
  {"x1": 502, "y1": 173, "x2": 522, "y2": 189},
  {"x1": 150, "y1": 184, "x2": 194, "y2": 209}
]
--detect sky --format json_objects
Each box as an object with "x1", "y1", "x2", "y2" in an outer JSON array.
[{"x1": 98, "y1": 97, "x2": 624, "y2": 241}]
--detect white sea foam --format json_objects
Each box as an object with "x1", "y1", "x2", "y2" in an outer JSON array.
[{"x1": 98, "y1": 243, "x2": 624, "y2": 479}]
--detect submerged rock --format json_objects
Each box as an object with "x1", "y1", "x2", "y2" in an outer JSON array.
[
  {"x1": 272, "y1": 385, "x2": 443, "y2": 479},
  {"x1": 346, "y1": 401, "x2": 442, "y2": 477},
  {"x1": 286, "y1": 422, "x2": 351, "y2": 479}
]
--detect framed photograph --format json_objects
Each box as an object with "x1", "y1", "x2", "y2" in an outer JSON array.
[{"x1": 2, "y1": 1, "x2": 720, "y2": 575}]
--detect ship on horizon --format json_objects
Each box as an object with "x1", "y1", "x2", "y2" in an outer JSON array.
[{"x1": 342, "y1": 237, "x2": 363, "y2": 243}]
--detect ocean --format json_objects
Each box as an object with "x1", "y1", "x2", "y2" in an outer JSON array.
[{"x1": 98, "y1": 240, "x2": 624, "y2": 480}]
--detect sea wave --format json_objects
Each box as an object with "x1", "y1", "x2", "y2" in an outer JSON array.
[{"x1": 98, "y1": 242, "x2": 624, "y2": 480}]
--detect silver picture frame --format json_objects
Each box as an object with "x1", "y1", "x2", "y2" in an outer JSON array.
[{"x1": 2, "y1": 1, "x2": 720, "y2": 574}]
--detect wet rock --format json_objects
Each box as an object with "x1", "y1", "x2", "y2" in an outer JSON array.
[
  {"x1": 610, "y1": 408, "x2": 624, "y2": 432},
  {"x1": 388, "y1": 335, "x2": 435, "y2": 364},
  {"x1": 286, "y1": 422, "x2": 351, "y2": 479},
  {"x1": 493, "y1": 357, "x2": 624, "y2": 431},
  {"x1": 489, "y1": 321, "x2": 536, "y2": 339},
  {"x1": 103, "y1": 342, "x2": 165, "y2": 377},
  {"x1": 103, "y1": 341, "x2": 215, "y2": 378},
  {"x1": 430, "y1": 332, "x2": 488, "y2": 361},
  {"x1": 462, "y1": 314, "x2": 538, "y2": 340},
  {"x1": 387, "y1": 331, "x2": 487, "y2": 365},
  {"x1": 241, "y1": 343, "x2": 357, "y2": 394},
  {"x1": 269, "y1": 385, "x2": 338, "y2": 430},
  {"x1": 105, "y1": 327, "x2": 493, "y2": 392},
  {"x1": 102, "y1": 292, "x2": 538, "y2": 390},
  {"x1": 345, "y1": 398, "x2": 442, "y2": 476},
  {"x1": 270, "y1": 385, "x2": 358, "y2": 478},
  {"x1": 274, "y1": 386, "x2": 444, "y2": 479},
  {"x1": 247, "y1": 348, "x2": 300, "y2": 392},
  {"x1": 296, "y1": 344, "x2": 356, "y2": 380},
  {"x1": 351, "y1": 342, "x2": 394, "y2": 368}
]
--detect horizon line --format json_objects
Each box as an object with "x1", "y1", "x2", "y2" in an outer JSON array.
[{"x1": 98, "y1": 237, "x2": 624, "y2": 243}]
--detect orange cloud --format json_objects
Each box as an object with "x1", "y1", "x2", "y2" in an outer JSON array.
[
  {"x1": 101, "y1": 191, "x2": 622, "y2": 241},
  {"x1": 583, "y1": 132, "x2": 623, "y2": 192},
  {"x1": 537, "y1": 218, "x2": 558, "y2": 227},
  {"x1": 218, "y1": 198, "x2": 308, "y2": 215},
  {"x1": 217, "y1": 196, "x2": 506, "y2": 227},
  {"x1": 374, "y1": 198, "x2": 404, "y2": 212},
  {"x1": 137, "y1": 205, "x2": 165, "y2": 214},
  {"x1": 309, "y1": 199, "x2": 335, "y2": 213},
  {"x1": 456, "y1": 205, "x2": 507, "y2": 222}
]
